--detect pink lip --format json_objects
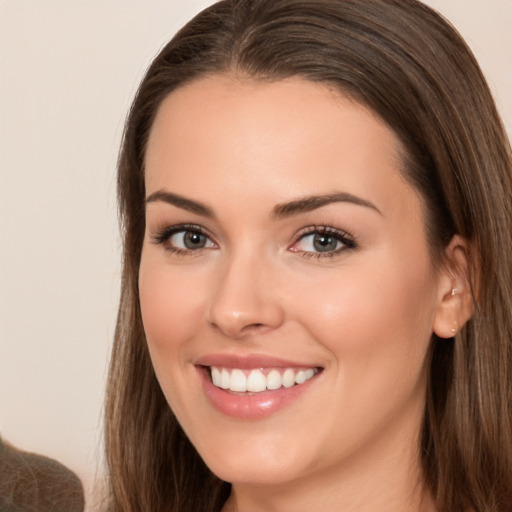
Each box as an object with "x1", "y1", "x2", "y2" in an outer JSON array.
[
  {"x1": 194, "y1": 353, "x2": 318, "y2": 369},
  {"x1": 195, "y1": 353, "x2": 322, "y2": 420}
]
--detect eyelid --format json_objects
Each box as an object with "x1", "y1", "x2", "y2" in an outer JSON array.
[
  {"x1": 151, "y1": 223, "x2": 217, "y2": 253},
  {"x1": 289, "y1": 225, "x2": 357, "y2": 257},
  {"x1": 149, "y1": 223, "x2": 355, "y2": 258}
]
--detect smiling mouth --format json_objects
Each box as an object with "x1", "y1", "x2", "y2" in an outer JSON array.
[{"x1": 207, "y1": 366, "x2": 321, "y2": 393}]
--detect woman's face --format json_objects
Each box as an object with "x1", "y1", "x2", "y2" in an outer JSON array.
[{"x1": 139, "y1": 76, "x2": 449, "y2": 487}]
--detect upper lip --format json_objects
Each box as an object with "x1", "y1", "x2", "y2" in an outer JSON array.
[{"x1": 194, "y1": 353, "x2": 322, "y2": 369}]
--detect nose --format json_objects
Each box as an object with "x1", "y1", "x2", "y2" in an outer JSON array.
[{"x1": 207, "y1": 251, "x2": 285, "y2": 339}]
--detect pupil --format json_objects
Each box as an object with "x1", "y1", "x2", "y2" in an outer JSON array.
[
  {"x1": 184, "y1": 231, "x2": 205, "y2": 249},
  {"x1": 313, "y1": 234, "x2": 337, "y2": 252}
]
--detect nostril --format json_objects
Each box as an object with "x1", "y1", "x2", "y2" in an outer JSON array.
[
  {"x1": 207, "y1": 285, "x2": 286, "y2": 337},
  {"x1": 209, "y1": 318, "x2": 274, "y2": 338},
  {"x1": 239, "y1": 322, "x2": 276, "y2": 336}
]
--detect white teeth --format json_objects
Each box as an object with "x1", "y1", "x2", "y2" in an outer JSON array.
[
  {"x1": 212, "y1": 366, "x2": 231, "y2": 389},
  {"x1": 211, "y1": 367, "x2": 221, "y2": 387},
  {"x1": 247, "y1": 369, "x2": 267, "y2": 392},
  {"x1": 295, "y1": 368, "x2": 314, "y2": 384},
  {"x1": 282, "y1": 368, "x2": 295, "y2": 388},
  {"x1": 266, "y1": 369, "x2": 282, "y2": 390},
  {"x1": 230, "y1": 369, "x2": 247, "y2": 392},
  {"x1": 220, "y1": 368, "x2": 230, "y2": 389},
  {"x1": 209, "y1": 366, "x2": 318, "y2": 393}
]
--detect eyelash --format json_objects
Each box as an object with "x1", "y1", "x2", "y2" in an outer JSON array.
[
  {"x1": 150, "y1": 223, "x2": 357, "y2": 258},
  {"x1": 151, "y1": 224, "x2": 216, "y2": 256},
  {"x1": 291, "y1": 225, "x2": 357, "y2": 259}
]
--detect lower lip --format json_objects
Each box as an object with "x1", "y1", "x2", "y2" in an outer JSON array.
[{"x1": 197, "y1": 367, "x2": 320, "y2": 420}]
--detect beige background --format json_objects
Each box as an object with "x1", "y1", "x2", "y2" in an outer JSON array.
[{"x1": 0, "y1": 1, "x2": 511, "y2": 509}]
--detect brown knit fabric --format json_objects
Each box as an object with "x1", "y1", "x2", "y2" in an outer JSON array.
[{"x1": 0, "y1": 438, "x2": 84, "y2": 512}]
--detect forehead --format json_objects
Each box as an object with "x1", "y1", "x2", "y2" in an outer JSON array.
[{"x1": 145, "y1": 75, "x2": 420, "y2": 223}]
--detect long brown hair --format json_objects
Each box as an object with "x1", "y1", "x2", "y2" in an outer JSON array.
[{"x1": 105, "y1": 1, "x2": 512, "y2": 510}]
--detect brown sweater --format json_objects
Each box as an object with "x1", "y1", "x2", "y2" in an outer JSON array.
[{"x1": 0, "y1": 438, "x2": 84, "y2": 512}]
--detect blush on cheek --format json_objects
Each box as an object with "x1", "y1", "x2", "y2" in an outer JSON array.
[
  {"x1": 293, "y1": 265, "x2": 434, "y2": 360},
  {"x1": 139, "y1": 270, "x2": 207, "y2": 352}
]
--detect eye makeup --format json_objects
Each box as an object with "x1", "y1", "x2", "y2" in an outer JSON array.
[
  {"x1": 150, "y1": 221, "x2": 357, "y2": 260},
  {"x1": 151, "y1": 223, "x2": 217, "y2": 256},
  {"x1": 289, "y1": 225, "x2": 357, "y2": 259}
]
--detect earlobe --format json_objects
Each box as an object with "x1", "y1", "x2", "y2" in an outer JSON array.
[{"x1": 432, "y1": 236, "x2": 475, "y2": 339}]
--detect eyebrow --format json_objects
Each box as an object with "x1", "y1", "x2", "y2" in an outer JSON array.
[
  {"x1": 146, "y1": 190, "x2": 215, "y2": 218},
  {"x1": 271, "y1": 192, "x2": 382, "y2": 219},
  {"x1": 145, "y1": 189, "x2": 382, "y2": 220}
]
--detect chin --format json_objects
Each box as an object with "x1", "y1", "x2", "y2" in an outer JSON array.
[
  {"x1": 190, "y1": 428, "x2": 312, "y2": 486},
  {"x1": 206, "y1": 456, "x2": 303, "y2": 486}
]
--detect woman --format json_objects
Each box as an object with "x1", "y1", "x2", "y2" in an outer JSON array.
[{"x1": 104, "y1": 0, "x2": 512, "y2": 511}]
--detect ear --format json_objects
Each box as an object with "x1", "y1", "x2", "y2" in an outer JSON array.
[{"x1": 433, "y1": 235, "x2": 475, "y2": 339}]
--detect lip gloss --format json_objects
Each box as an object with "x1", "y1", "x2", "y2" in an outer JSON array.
[{"x1": 195, "y1": 359, "x2": 321, "y2": 420}]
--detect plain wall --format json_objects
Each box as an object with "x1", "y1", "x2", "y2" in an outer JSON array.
[{"x1": 0, "y1": 1, "x2": 510, "y2": 509}]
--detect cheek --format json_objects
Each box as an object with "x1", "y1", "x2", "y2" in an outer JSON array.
[
  {"x1": 138, "y1": 254, "x2": 207, "y2": 358},
  {"x1": 288, "y1": 258, "x2": 437, "y2": 363},
  {"x1": 283, "y1": 259, "x2": 438, "y2": 454},
  {"x1": 138, "y1": 254, "x2": 211, "y2": 421}
]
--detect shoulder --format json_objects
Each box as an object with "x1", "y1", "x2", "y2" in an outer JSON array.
[{"x1": 0, "y1": 437, "x2": 85, "y2": 512}]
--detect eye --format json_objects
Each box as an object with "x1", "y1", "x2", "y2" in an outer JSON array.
[
  {"x1": 170, "y1": 230, "x2": 214, "y2": 250},
  {"x1": 151, "y1": 224, "x2": 216, "y2": 254},
  {"x1": 289, "y1": 226, "x2": 356, "y2": 257},
  {"x1": 298, "y1": 232, "x2": 341, "y2": 252}
]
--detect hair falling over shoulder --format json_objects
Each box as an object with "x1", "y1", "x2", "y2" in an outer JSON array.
[{"x1": 104, "y1": 1, "x2": 512, "y2": 510}]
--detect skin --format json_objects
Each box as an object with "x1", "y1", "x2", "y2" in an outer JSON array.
[{"x1": 139, "y1": 76, "x2": 469, "y2": 512}]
